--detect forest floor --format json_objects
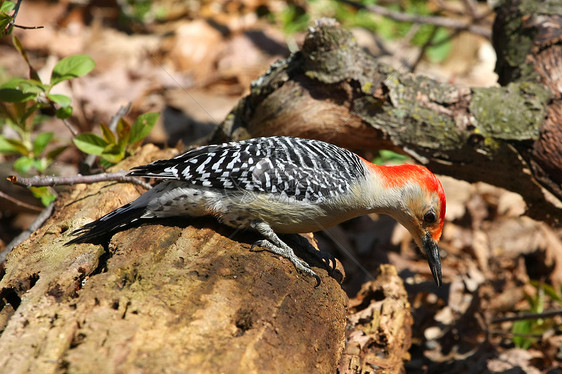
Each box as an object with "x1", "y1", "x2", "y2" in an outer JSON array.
[{"x1": 0, "y1": 1, "x2": 560, "y2": 373}]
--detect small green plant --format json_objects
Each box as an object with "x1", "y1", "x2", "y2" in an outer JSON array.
[
  {"x1": 372, "y1": 150, "x2": 410, "y2": 165},
  {"x1": 73, "y1": 112, "x2": 159, "y2": 168},
  {"x1": 1, "y1": 33, "x2": 158, "y2": 207},
  {"x1": 0, "y1": 48, "x2": 95, "y2": 173},
  {"x1": 512, "y1": 281, "x2": 562, "y2": 349},
  {"x1": 276, "y1": 3, "x2": 310, "y2": 35},
  {"x1": 0, "y1": 38, "x2": 95, "y2": 204},
  {"x1": 0, "y1": 1, "x2": 15, "y2": 35}
]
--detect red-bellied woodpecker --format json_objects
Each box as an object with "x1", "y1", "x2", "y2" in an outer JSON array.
[{"x1": 67, "y1": 136, "x2": 446, "y2": 286}]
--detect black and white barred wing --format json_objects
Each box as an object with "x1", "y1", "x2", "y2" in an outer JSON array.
[
  {"x1": 128, "y1": 143, "x2": 253, "y2": 186},
  {"x1": 128, "y1": 137, "x2": 367, "y2": 202},
  {"x1": 250, "y1": 148, "x2": 362, "y2": 202}
]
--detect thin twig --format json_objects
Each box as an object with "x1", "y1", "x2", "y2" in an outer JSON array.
[
  {"x1": 8, "y1": 171, "x2": 153, "y2": 190},
  {"x1": 109, "y1": 102, "x2": 131, "y2": 132},
  {"x1": 5, "y1": 0, "x2": 22, "y2": 34},
  {"x1": 488, "y1": 329, "x2": 549, "y2": 339},
  {"x1": 460, "y1": 0, "x2": 479, "y2": 19},
  {"x1": 0, "y1": 190, "x2": 44, "y2": 212},
  {"x1": 0, "y1": 203, "x2": 54, "y2": 264},
  {"x1": 339, "y1": 0, "x2": 491, "y2": 38},
  {"x1": 426, "y1": 8, "x2": 495, "y2": 50},
  {"x1": 11, "y1": 24, "x2": 44, "y2": 30},
  {"x1": 4, "y1": 0, "x2": 44, "y2": 33},
  {"x1": 411, "y1": 25, "x2": 439, "y2": 72},
  {"x1": 47, "y1": 100, "x2": 80, "y2": 137},
  {"x1": 491, "y1": 309, "x2": 562, "y2": 324}
]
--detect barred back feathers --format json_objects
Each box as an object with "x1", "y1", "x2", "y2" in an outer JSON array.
[{"x1": 129, "y1": 137, "x2": 367, "y2": 203}]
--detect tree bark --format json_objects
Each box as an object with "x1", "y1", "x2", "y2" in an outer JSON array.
[
  {"x1": 338, "y1": 265, "x2": 413, "y2": 374},
  {"x1": 211, "y1": 6, "x2": 562, "y2": 226}
]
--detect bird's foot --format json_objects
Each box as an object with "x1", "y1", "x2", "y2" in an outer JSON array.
[
  {"x1": 283, "y1": 234, "x2": 337, "y2": 274},
  {"x1": 251, "y1": 239, "x2": 321, "y2": 287}
]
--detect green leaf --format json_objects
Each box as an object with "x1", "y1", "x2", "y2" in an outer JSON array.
[
  {"x1": 0, "y1": 77, "x2": 25, "y2": 88},
  {"x1": 2, "y1": 137, "x2": 29, "y2": 155},
  {"x1": 100, "y1": 122, "x2": 116, "y2": 144},
  {"x1": 0, "y1": 13, "x2": 12, "y2": 34},
  {"x1": 129, "y1": 112, "x2": 158, "y2": 144},
  {"x1": 116, "y1": 118, "x2": 131, "y2": 147},
  {"x1": 0, "y1": 78, "x2": 45, "y2": 101},
  {"x1": 0, "y1": 135, "x2": 19, "y2": 154},
  {"x1": 17, "y1": 79, "x2": 47, "y2": 94},
  {"x1": 373, "y1": 150, "x2": 410, "y2": 165},
  {"x1": 0, "y1": 88, "x2": 35, "y2": 102},
  {"x1": 47, "y1": 93, "x2": 71, "y2": 106},
  {"x1": 33, "y1": 157, "x2": 49, "y2": 172},
  {"x1": 33, "y1": 132, "x2": 54, "y2": 155},
  {"x1": 101, "y1": 143, "x2": 125, "y2": 164},
  {"x1": 30, "y1": 186, "x2": 56, "y2": 206},
  {"x1": 1, "y1": 1, "x2": 16, "y2": 13},
  {"x1": 50, "y1": 55, "x2": 95, "y2": 86},
  {"x1": 46, "y1": 145, "x2": 68, "y2": 160},
  {"x1": 512, "y1": 320, "x2": 535, "y2": 349},
  {"x1": 13, "y1": 156, "x2": 34, "y2": 173},
  {"x1": 21, "y1": 102, "x2": 42, "y2": 124},
  {"x1": 426, "y1": 28, "x2": 452, "y2": 63},
  {"x1": 73, "y1": 133, "x2": 108, "y2": 156},
  {"x1": 56, "y1": 105, "x2": 73, "y2": 119}
]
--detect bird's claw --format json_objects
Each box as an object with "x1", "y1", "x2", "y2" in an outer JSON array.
[
  {"x1": 251, "y1": 239, "x2": 321, "y2": 287},
  {"x1": 319, "y1": 251, "x2": 337, "y2": 274},
  {"x1": 250, "y1": 240, "x2": 267, "y2": 252}
]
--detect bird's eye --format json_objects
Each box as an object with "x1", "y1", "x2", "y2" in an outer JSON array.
[{"x1": 424, "y1": 211, "x2": 437, "y2": 224}]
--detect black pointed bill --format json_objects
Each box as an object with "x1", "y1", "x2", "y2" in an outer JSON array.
[{"x1": 423, "y1": 232, "x2": 442, "y2": 287}]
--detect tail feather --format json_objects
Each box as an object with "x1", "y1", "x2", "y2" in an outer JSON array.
[{"x1": 66, "y1": 203, "x2": 145, "y2": 245}]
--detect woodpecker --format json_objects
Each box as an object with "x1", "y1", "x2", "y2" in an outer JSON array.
[{"x1": 68, "y1": 136, "x2": 446, "y2": 286}]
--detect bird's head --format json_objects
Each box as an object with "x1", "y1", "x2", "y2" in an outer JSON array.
[{"x1": 372, "y1": 164, "x2": 446, "y2": 286}]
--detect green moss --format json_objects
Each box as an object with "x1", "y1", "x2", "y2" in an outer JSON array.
[
  {"x1": 483, "y1": 136, "x2": 500, "y2": 150},
  {"x1": 521, "y1": 0, "x2": 562, "y2": 15},
  {"x1": 361, "y1": 82, "x2": 373, "y2": 94},
  {"x1": 470, "y1": 82, "x2": 549, "y2": 140}
]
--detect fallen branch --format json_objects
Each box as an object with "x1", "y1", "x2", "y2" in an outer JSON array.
[
  {"x1": 7, "y1": 171, "x2": 153, "y2": 190},
  {"x1": 491, "y1": 309, "x2": 562, "y2": 324},
  {"x1": 0, "y1": 190, "x2": 44, "y2": 212}
]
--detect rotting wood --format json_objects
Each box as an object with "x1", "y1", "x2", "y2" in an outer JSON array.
[{"x1": 0, "y1": 145, "x2": 348, "y2": 373}]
